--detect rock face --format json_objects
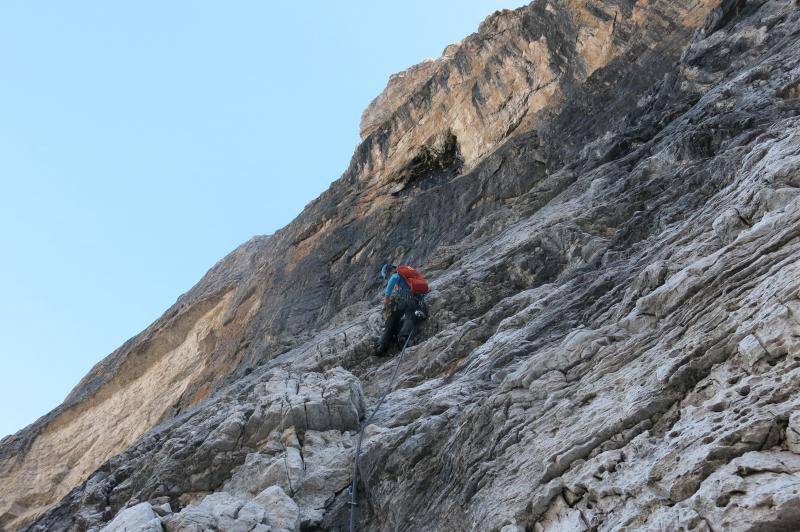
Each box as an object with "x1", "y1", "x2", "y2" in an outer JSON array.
[{"x1": 3, "y1": 0, "x2": 800, "y2": 530}]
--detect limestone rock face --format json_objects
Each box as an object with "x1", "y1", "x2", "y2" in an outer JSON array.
[
  {"x1": 161, "y1": 490, "x2": 294, "y2": 532},
  {"x1": 5, "y1": 0, "x2": 800, "y2": 531},
  {"x1": 667, "y1": 451, "x2": 800, "y2": 531}
]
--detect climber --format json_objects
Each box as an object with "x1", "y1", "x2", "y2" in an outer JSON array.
[{"x1": 375, "y1": 263, "x2": 430, "y2": 356}]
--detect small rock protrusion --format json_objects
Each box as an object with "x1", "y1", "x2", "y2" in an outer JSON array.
[
  {"x1": 786, "y1": 411, "x2": 800, "y2": 454},
  {"x1": 737, "y1": 334, "x2": 768, "y2": 369},
  {"x1": 712, "y1": 208, "x2": 749, "y2": 243},
  {"x1": 709, "y1": 400, "x2": 728, "y2": 413}
]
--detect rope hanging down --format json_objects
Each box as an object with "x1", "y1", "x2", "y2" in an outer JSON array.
[{"x1": 348, "y1": 332, "x2": 414, "y2": 532}]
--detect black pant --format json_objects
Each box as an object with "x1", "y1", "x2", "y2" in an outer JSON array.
[{"x1": 378, "y1": 294, "x2": 424, "y2": 352}]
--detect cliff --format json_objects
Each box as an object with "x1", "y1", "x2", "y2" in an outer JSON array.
[{"x1": 3, "y1": 0, "x2": 800, "y2": 530}]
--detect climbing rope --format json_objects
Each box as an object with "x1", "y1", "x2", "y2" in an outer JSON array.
[{"x1": 348, "y1": 331, "x2": 414, "y2": 532}]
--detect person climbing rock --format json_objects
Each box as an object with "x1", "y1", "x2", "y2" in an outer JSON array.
[{"x1": 375, "y1": 263, "x2": 430, "y2": 356}]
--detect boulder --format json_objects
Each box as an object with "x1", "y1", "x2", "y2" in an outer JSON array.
[
  {"x1": 254, "y1": 486, "x2": 301, "y2": 532},
  {"x1": 163, "y1": 492, "x2": 269, "y2": 532},
  {"x1": 100, "y1": 502, "x2": 162, "y2": 532}
]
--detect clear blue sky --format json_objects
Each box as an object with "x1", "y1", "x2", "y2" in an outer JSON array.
[{"x1": 0, "y1": 1, "x2": 526, "y2": 438}]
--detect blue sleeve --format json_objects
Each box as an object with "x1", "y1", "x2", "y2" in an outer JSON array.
[{"x1": 384, "y1": 273, "x2": 400, "y2": 297}]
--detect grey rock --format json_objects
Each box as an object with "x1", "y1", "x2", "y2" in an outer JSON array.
[
  {"x1": 647, "y1": 451, "x2": 800, "y2": 531},
  {"x1": 254, "y1": 486, "x2": 300, "y2": 532},
  {"x1": 787, "y1": 411, "x2": 800, "y2": 454},
  {"x1": 162, "y1": 488, "x2": 300, "y2": 532},
  {"x1": 244, "y1": 367, "x2": 365, "y2": 446},
  {"x1": 151, "y1": 503, "x2": 172, "y2": 517},
  {"x1": 99, "y1": 502, "x2": 161, "y2": 532},
  {"x1": 163, "y1": 492, "x2": 269, "y2": 532}
]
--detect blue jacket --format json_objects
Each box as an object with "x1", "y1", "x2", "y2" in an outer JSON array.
[{"x1": 384, "y1": 272, "x2": 410, "y2": 297}]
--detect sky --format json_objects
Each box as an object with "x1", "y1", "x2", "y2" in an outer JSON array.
[{"x1": 0, "y1": 1, "x2": 528, "y2": 438}]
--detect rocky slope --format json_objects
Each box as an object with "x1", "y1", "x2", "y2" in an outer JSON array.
[{"x1": 3, "y1": 0, "x2": 800, "y2": 530}]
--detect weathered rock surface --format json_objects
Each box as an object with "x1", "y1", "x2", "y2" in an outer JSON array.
[
  {"x1": 4, "y1": 0, "x2": 800, "y2": 530},
  {"x1": 99, "y1": 502, "x2": 161, "y2": 532},
  {"x1": 652, "y1": 451, "x2": 800, "y2": 531},
  {"x1": 161, "y1": 489, "x2": 298, "y2": 532}
]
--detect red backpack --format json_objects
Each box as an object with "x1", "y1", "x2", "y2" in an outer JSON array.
[{"x1": 396, "y1": 265, "x2": 430, "y2": 295}]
